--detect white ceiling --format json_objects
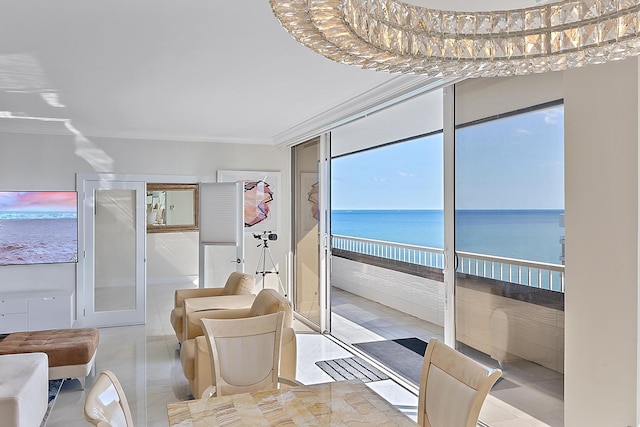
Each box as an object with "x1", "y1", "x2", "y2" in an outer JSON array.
[{"x1": 0, "y1": 0, "x2": 449, "y2": 146}]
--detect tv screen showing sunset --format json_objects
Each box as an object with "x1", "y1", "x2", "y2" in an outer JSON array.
[{"x1": 0, "y1": 191, "x2": 78, "y2": 266}]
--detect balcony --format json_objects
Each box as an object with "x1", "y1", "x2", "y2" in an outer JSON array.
[{"x1": 329, "y1": 235, "x2": 564, "y2": 426}]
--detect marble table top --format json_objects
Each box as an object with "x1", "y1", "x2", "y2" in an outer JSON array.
[{"x1": 166, "y1": 380, "x2": 417, "y2": 426}]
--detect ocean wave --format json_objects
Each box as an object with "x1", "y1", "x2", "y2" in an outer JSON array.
[{"x1": 0, "y1": 211, "x2": 77, "y2": 220}]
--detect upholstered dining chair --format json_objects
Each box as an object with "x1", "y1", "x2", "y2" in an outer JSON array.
[
  {"x1": 417, "y1": 339, "x2": 502, "y2": 427},
  {"x1": 84, "y1": 370, "x2": 133, "y2": 427},
  {"x1": 170, "y1": 271, "x2": 256, "y2": 343},
  {"x1": 200, "y1": 311, "x2": 302, "y2": 398}
]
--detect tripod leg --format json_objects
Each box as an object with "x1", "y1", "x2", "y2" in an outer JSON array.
[
  {"x1": 255, "y1": 245, "x2": 267, "y2": 290},
  {"x1": 265, "y1": 247, "x2": 287, "y2": 297}
]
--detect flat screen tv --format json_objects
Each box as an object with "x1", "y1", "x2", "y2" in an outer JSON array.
[{"x1": 0, "y1": 191, "x2": 78, "y2": 266}]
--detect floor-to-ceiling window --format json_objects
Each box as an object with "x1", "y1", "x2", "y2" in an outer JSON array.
[
  {"x1": 290, "y1": 73, "x2": 565, "y2": 424},
  {"x1": 327, "y1": 90, "x2": 445, "y2": 385},
  {"x1": 454, "y1": 101, "x2": 565, "y2": 425},
  {"x1": 330, "y1": 132, "x2": 445, "y2": 344}
]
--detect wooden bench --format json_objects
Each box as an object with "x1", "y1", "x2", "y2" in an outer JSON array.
[{"x1": 0, "y1": 328, "x2": 99, "y2": 389}]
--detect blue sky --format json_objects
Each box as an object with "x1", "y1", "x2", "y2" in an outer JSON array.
[
  {"x1": 331, "y1": 105, "x2": 564, "y2": 210},
  {"x1": 332, "y1": 134, "x2": 444, "y2": 210}
]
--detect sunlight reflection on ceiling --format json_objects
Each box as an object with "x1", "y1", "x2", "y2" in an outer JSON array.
[{"x1": 0, "y1": 53, "x2": 113, "y2": 172}]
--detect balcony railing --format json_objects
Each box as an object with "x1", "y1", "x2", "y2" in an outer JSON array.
[
  {"x1": 457, "y1": 251, "x2": 565, "y2": 292},
  {"x1": 331, "y1": 235, "x2": 565, "y2": 292},
  {"x1": 332, "y1": 234, "x2": 444, "y2": 269}
]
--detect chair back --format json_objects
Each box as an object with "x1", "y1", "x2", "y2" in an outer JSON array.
[
  {"x1": 84, "y1": 370, "x2": 134, "y2": 427},
  {"x1": 418, "y1": 339, "x2": 501, "y2": 427},
  {"x1": 201, "y1": 311, "x2": 285, "y2": 397},
  {"x1": 248, "y1": 288, "x2": 293, "y2": 326},
  {"x1": 223, "y1": 272, "x2": 256, "y2": 295}
]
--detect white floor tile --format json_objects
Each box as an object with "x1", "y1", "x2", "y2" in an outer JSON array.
[{"x1": 45, "y1": 283, "x2": 563, "y2": 427}]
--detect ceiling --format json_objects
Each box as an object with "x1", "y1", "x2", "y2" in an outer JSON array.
[{"x1": 0, "y1": 0, "x2": 450, "y2": 146}]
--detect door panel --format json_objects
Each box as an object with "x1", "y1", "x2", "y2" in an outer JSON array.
[
  {"x1": 95, "y1": 189, "x2": 137, "y2": 312},
  {"x1": 84, "y1": 181, "x2": 146, "y2": 327},
  {"x1": 292, "y1": 136, "x2": 330, "y2": 331},
  {"x1": 198, "y1": 182, "x2": 244, "y2": 287}
]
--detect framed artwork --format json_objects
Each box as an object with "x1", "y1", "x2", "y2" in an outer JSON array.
[
  {"x1": 217, "y1": 170, "x2": 281, "y2": 233},
  {"x1": 300, "y1": 172, "x2": 319, "y2": 235}
]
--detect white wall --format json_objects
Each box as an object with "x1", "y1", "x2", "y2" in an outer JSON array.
[
  {"x1": 0, "y1": 132, "x2": 290, "y2": 314},
  {"x1": 146, "y1": 232, "x2": 199, "y2": 285},
  {"x1": 564, "y1": 58, "x2": 640, "y2": 427}
]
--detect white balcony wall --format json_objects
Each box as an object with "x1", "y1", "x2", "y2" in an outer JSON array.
[{"x1": 332, "y1": 257, "x2": 445, "y2": 326}]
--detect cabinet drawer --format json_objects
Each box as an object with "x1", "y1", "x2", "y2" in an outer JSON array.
[
  {"x1": 0, "y1": 313, "x2": 27, "y2": 333},
  {"x1": 28, "y1": 296, "x2": 72, "y2": 330},
  {"x1": 0, "y1": 299, "x2": 28, "y2": 315}
]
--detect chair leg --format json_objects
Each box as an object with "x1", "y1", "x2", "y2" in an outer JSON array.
[{"x1": 81, "y1": 361, "x2": 97, "y2": 390}]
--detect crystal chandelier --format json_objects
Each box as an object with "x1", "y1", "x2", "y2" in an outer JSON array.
[{"x1": 269, "y1": 0, "x2": 640, "y2": 77}]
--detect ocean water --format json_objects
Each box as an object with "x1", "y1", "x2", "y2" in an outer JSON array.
[
  {"x1": 0, "y1": 211, "x2": 77, "y2": 220},
  {"x1": 0, "y1": 217, "x2": 77, "y2": 265},
  {"x1": 331, "y1": 209, "x2": 565, "y2": 265}
]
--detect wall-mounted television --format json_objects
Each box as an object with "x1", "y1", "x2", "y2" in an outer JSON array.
[{"x1": 0, "y1": 191, "x2": 78, "y2": 266}]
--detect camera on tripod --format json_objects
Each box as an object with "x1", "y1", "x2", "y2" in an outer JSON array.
[
  {"x1": 253, "y1": 230, "x2": 286, "y2": 296},
  {"x1": 253, "y1": 231, "x2": 277, "y2": 241}
]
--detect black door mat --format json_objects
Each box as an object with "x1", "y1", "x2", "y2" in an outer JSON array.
[
  {"x1": 354, "y1": 338, "x2": 426, "y2": 385},
  {"x1": 392, "y1": 337, "x2": 428, "y2": 356},
  {"x1": 315, "y1": 356, "x2": 390, "y2": 383}
]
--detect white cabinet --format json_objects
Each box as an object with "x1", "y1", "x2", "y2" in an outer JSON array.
[
  {"x1": 0, "y1": 292, "x2": 72, "y2": 333},
  {"x1": 0, "y1": 299, "x2": 28, "y2": 334},
  {"x1": 28, "y1": 295, "x2": 72, "y2": 330}
]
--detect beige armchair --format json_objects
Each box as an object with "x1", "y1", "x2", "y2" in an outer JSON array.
[
  {"x1": 180, "y1": 289, "x2": 297, "y2": 398},
  {"x1": 170, "y1": 272, "x2": 255, "y2": 343}
]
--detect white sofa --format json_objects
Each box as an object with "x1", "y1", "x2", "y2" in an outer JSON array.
[{"x1": 0, "y1": 352, "x2": 48, "y2": 427}]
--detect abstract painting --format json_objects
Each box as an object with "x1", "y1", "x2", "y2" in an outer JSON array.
[{"x1": 217, "y1": 170, "x2": 281, "y2": 233}]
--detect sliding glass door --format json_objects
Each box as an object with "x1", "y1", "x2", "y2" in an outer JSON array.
[
  {"x1": 454, "y1": 100, "x2": 565, "y2": 424},
  {"x1": 327, "y1": 89, "x2": 446, "y2": 385},
  {"x1": 292, "y1": 136, "x2": 331, "y2": 331}
]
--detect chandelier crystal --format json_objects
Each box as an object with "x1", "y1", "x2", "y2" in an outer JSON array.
[{"x1": 269, "y1": 0, "x2": 640, "y2": 77}]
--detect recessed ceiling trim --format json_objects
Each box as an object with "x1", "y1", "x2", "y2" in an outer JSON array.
[
  {"x1": 272, "y1": 74, "x2": 461, "y2": 147},
  {"x1": 77, "y1": 131, "x2": 274, "y2": 145},
  {"x1": 0, "y1": 122, "x2": 273, "y2": 145}
]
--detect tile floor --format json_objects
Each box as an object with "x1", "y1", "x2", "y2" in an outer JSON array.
[
  {"x1": 46, "y1": 282, "x2": 417, "y2": 427},
  {"x1": 45, "y1": 282, "x2": 563, "y2": 426}
]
